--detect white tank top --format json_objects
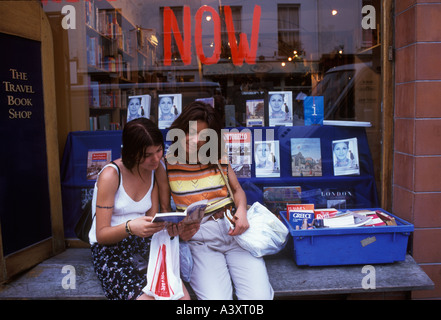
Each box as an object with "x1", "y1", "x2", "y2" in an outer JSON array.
[{"x1": 88, "y1": 163, "x2": 154, "y2": 244}]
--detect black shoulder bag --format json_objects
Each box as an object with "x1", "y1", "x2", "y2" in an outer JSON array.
[{"x1": 74, "y1": 161, "x2": 121, "y2": 243}]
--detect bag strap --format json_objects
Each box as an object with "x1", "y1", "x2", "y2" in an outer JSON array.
[
  {"x1": 110, "y1": 160, "x2": 121, "y2": 188},
  {"x1": 217, "y1": 163, "x2": 234, "y2": 202}
]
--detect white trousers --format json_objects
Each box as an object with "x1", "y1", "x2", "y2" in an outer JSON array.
[{"x1": 187, "y1": 218, "x2": 274, "y2": 300}]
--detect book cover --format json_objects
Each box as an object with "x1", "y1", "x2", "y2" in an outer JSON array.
[
  {"x1": 158, "y1": 93, "x2": 182, "y2": 129},
  {"x1": 287, "y1": 204, "x2": 315, "y2": 229},
  {"x1": 224, "y1": 131, "x2": 252, "y2": 178},
  {"x1": 316, "y1": 187, "x2": 356, "y2": 209},
  {"x1": 332, "y1": 137, "x2": 360, "y2": 176},
  {"x1": 151, "y1": 211, "x2": 186, "y2": 224},
  {"x1": 86, "y1": 149, "x2": 111, "y2": 181},
  {"x1": 263, "y1": 186, "x2": 301, "y2": 215},
  {"x1": 375, "y1": 210, "x2": 397, "y2": 226},
  {"x1": 314, "y1": 208, "x2": 338, "y2": 219},
  {"x1": 245, "y1": 99, "x2": 264, "y2": 127},
  {"x1": 303, "y1": 96, "x2": 324, "y2": 126},
  {"x1": 350, "y1": 210, "x2": 386, "y2": 227},
  {"x1": 152, "y1": 199, "x2": 208, "y2": 224},
  {"x1": 127, "y1": 94, "x2": 151, "y2": 123},
  {"x1": 268, "y1": 91, "x2": 293, "y2": 126},
  {"x1": 255, "y1": 140, "x2": 280, "y2": 178},
  {"x1": 290, "y1": 138, "x2": 322, "y2": 177}
]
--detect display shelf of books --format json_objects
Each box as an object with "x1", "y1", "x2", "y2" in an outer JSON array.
[
  {"x1": 82, "y1": 0, "x2": 138, "y2": 130},
  {"x1": 221, "y1": 124, "x2": 379, "y2": 214},
  {"x1": 132, "y1": 27, "x2": 158, "y2": 83}
]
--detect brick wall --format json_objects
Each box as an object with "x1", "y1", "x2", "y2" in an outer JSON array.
[{"x1": 394, "y1": 0, "x2": 441, "y2": 299}]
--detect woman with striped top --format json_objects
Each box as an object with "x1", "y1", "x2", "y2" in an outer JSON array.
[{"x1": 156, "y1": 101, "x2": 273, "y2": 300}]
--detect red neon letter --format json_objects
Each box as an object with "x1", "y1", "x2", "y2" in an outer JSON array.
[
  {"x1": 224, "y1": 5, "x2": 261, "y2": 66},
  {"x1": 195, "y1": 6, "x2": 221, "y2": 65},
  {"x1": 163, "y1": 6, "x2": 192, "y2": 66}
]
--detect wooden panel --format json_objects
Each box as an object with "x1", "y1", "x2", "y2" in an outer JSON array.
[
  {"x1": 41, "y1": 7, "x2": 65, "y2": 253},
  {"x1": 0, "y1": 0, "x2": 64, "y2": 283},
  {"x1": 4, "y1": 239, "x2": 53, "y2": 278},
  {"x1": 0, "y1": 1, "x2": 41, "y2": 41}
]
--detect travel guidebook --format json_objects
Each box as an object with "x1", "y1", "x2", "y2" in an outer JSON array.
[
  {"x1": 263, "y1": 186, "x2": 301, "y2": 214},
  {"x1": 286, "y1": 204, "x2": 315, "y2": 230},
  {"x1": 86, "y1": 149, "x2": 111, "y2": 181},
  {"x1": 224, "y1": 131, "x2": 252, "y2": 178},
  {"x1": 245, "y1": 99, "x2": 264, "y2": 127},
  {"x1": 152, "y1": 199, "x2": 208, "y2": 224},
  {"x1": 315, "y1": 187, "x2": 356, "y2": 209},
  {"x1": 290, "y1": 138, "x2": 322, "y2": 177}
]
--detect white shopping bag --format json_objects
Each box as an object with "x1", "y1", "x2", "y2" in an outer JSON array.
[
  {"x1": 228, "y1": 202, "x2": 289, "y2": 257},
  {"x1": 143, "y1": 229, "x2": 184, "y2": 300}
]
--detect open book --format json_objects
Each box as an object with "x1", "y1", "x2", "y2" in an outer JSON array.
[
  {"x1": 322, "y1": 212, "x2": 372, "y2": 228},
  {"x1": 152, "y1": 199, "x2": 208, "y2": 224}
]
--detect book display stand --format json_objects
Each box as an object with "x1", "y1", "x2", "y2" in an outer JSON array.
[{"x1": 60, "y1": 125, "x2": 378, "y2": 239}]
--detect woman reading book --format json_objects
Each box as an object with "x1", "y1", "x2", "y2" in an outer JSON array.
[
  {"x1": 88, "y1": 118, "x2": 190, "y2": 300},
  {"x1": 156, "y1": 101, "x2": 274, "y2": 300}
]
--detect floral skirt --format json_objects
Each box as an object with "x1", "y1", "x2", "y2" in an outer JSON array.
[{"x1": 91, "y1": 235, "x2": 151, "y2": 300}]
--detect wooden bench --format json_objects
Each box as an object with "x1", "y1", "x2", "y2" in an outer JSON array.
[{"x1": 0, "y1": 248, "x2": 433, "y2": 300}]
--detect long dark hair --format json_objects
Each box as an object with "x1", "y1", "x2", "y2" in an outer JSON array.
[
  {"x1": 121, "y1": 118, "x2": 164, "y2": 170},
  {"x1": 169, "y1": 100, "x2": 223, "y2": 163}
]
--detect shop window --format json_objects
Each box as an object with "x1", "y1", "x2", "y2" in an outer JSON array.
[
  {"x1": 42, "y1": 0, "x2": 384, "y2": 199},
  {"x1": 220, "y1": 6, "x2": 242, "y2": 60},
  {"x1": 160, "y1": 6, "x2": 184, "y2": 65}
]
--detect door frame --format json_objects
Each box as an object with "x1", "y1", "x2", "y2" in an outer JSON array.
[{"x1": 0, "y1": 0, "x2": 64, "y2": 283}]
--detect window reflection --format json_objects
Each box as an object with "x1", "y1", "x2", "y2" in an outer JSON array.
[{"x1": 43, "y1": 0, "x2": 381, "y2": 186}]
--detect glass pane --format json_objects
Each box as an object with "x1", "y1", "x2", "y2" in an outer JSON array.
[{"x1": 42, "y1": 0, "x2": 382, "y2": 194}]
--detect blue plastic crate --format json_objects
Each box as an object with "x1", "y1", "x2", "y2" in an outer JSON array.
[{"x1": 280, "y1": 209, "x2": 414, "y2": 266}]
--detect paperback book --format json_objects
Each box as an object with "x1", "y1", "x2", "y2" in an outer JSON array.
[
  {"x1": 322, "y1": 211, "x2": 372, "y2": 228},
  {"x1": 263, "y1": 186, "x2": 301, "y2": 215},
  {"x1": 314, "y1": 208, "x2": 339, "y2": 219},
  {"x1": 86, "y1": 149, "x2": 111, "y2": 181},
  {"x1": 255, "y1": 140, "x2": 280, "y2": 178},
  {"x1": 268, "y1": 91, "x2": 293, "y2": 126},
  {"x1": 127, "y1": 95, "x2": 151, "y2": 123},
  {"x1": 245, "y1": 99, "x2": 264, "y2": 127},
  {"x1": 315, "y1": 187, "x2": 356, "y2": 209},
  {"x1": 152, "y1": 199, "x2": 208, "y2": 224},
  {"x1": 224, "y1": 131, "x2": 252, "y2": 178},
  {"x1": 158, "y1": 93, "x2": 182, "y2": 129},
  {"x1": 332, "y1": 137, "x2": 360, "y2": 176},
  {"x1": 290, "y1": 138, "x2": 322, "y2": 177},
  {"x1": 287, "y1": 204, "x2": 315, "y2": 230}
]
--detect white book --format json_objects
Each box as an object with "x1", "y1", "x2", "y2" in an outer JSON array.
[{"x1": 152, "y1": 199, "x2": 208, "y2": 224}]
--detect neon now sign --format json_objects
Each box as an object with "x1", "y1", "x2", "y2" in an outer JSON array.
[{"x1": 164, "y1": 5, "x2": 261, "y2": 66}]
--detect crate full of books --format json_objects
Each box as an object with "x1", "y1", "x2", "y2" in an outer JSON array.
[{"x1": 280, "y1": 205, "x2": 414, "y2": 266}]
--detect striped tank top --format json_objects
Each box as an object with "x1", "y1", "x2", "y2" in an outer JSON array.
[{"x1": 165, "y1": 161, "x2": 234, "y2": 214}]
